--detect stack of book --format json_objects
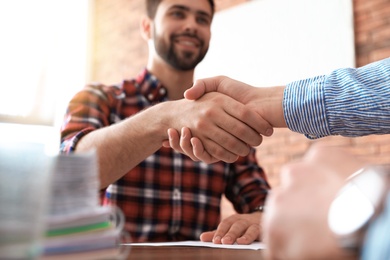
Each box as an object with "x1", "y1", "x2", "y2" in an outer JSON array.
[
  {"x1": 42, "y1": 151, "x2": 130, "y2": 260},
  {"x1": 0, "y1": 141, "x2": 53, "y2": 260}
]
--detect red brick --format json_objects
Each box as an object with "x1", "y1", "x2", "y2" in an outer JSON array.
[
  {"x1": 370, "y1": 3, "x2": 390, "y2": 20},
  {"x1": 355, "y1": 18, "x2": 387, "y2": 34},
  {"x1": 353, "y1": 0, "x2": 389, "y2": 13},
  {"x1": 355, "y1": 32, "x2": 370, "y2": 46},
  {"x1": 372, "y1": 26, "x2": 390, "y2": 43}
]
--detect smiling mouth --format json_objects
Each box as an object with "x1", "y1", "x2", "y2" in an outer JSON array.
[
  {"x1": 174, "y1": 35, "x2": 201, "y2": 49},
  {"x1": 178, "y1": 40, "x2": 198, "y2": 47}
]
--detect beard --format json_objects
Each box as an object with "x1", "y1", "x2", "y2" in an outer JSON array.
[{"x1": 154, "y1": 30, "x2": 209, "y2": 71}]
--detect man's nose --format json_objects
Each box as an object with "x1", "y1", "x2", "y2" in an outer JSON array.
[{"x1": 183, "y1": 16, "x2": 198, "y2": 34}]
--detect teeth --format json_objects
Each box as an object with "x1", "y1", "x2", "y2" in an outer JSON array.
[{"x1": 178, "y1": 40, "x2": 196, "y2": 46}]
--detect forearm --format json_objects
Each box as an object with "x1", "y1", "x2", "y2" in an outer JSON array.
[
  {"x1": 284, "y1": 58, "x2": 390, "y2": 138},
  {"x1": 75, "y1": 104, "x2": 168, "y2": 189}
]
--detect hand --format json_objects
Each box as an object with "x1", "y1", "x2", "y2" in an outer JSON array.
[
  {"x1": 163, "y1": 76, "x2": 285, "y2": 163},
  {"x1": 185, "y1": 76, "x2": 286, "y2": 128},
  {"x1": 163, "y1": 127, "x2": 221, "y2": 163},
  {"x1": 200, "y1": 212, "x2": 262, "y2": 245},
  {"x1": 262, "y1": 145, "x2": 365, "y2": 260},
  {"x1": 162, "y1": 91, "x2": 272, "y2": 163}
]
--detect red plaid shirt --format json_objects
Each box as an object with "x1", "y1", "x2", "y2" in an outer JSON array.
[{"x1": 60, "y1": 69, "x2": 271, "y2": 242}]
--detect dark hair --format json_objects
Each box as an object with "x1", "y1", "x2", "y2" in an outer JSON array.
[{"x1": 146, "y1": 0, "x2": 215, "y2": 19}]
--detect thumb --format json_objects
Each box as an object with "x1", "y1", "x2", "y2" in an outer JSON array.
[{"x1": 184, "y1": 76, "x2": 226, "y2": 100}]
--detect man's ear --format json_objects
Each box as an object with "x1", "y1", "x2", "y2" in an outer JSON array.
[{"x1": 140, "y1": 15, "x2": 152, "y2": 41}]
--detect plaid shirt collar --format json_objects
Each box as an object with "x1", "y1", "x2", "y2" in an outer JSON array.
[{"x1": 125, "y1": 68, "x2": 169, "y2": 104}]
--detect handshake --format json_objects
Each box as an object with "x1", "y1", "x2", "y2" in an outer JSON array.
[{"x1": 163, "y1": 76, "x2": 287, "y2": 164}]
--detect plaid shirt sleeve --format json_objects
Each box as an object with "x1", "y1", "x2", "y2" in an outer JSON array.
[
  {"x1": 225, "y1": 148, "x2": 271, "y2": 214},
  {"x1": 60, "y1": 84, "x2": 124, "y2": 153}
]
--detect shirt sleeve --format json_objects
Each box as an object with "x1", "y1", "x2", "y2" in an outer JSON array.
[
  {"x1": 284, "y1": 57, "x2": 390, "y2": 139},
  {"x1": 225, "y1": 148, "x2": 271, "y2": 214},
  {"x1": 60, "y1": 84, "x2": 123, "y2": 153}
]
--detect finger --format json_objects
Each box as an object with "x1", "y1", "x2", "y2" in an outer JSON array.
[
  {"x1": 169, "y1": 127, "x2": 239, "y2": 164},
  {"x1": 204, "y1": 128, "x2": 252, "y2": 157},
  {"x1": 190, "y1": 137, "x2": 221, "y2": 164},
  {"x1": 200, "y1": 137, "x2": 241, "y2": 163},
  {"x1": 192, "y1": 106, "x2": 253, "y2": 157},
  {"x1": 185, "y1": 76, "x2": 245, "y2": 101},
  {"x1": 211, "y1": 218, "x2": 237, "y2": 245},
  {"x1": 218, "y1": 115, "x2": 263, "y2": 148},
  {"x1": 179, "y1": 127, "x2": 200, "y2": 161},
  {"x1": 179, "y1": 127, "x2": 195, "y2": 158},
  {"x1": 236, "y1": 224, "x2": 260, "y2": 245},
  {"x1": 187, "y1": 93, "x2": 260, "y2": 155},
  {"x1": 200, "y1": 230, "x2": 216, "y2": 242},
  {"x1": 168, "y1": 128, "x2": 200, "y2": 161},
  {"x1": 162, "y1": 139, "x2": 170, "y2": 147},
  {"x1": 222, "y1": 99, "x2": 272, "y2": 141},
  {"x1": 185, "y1": 76, "x2": 253, "y2": 105},
  {"x1": 195, "y1": 93, "x2": 265, "y2": 148},
  {"x1": 184, "y1": 77, "x2": 219, "y2": 100},
  {"x1": 167, "y1": 128, "x2": 183, "y2": 152},
  {"x1": 220, "y1": 220, "x2": 251, "y2": 245},
  {"x1": 214, "y1": 113, "x2": 263, "y2": 151}
]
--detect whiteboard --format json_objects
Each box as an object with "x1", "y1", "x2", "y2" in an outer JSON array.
[{"x1": 195, "y1": 0, "x2": 355, "y2": 87}]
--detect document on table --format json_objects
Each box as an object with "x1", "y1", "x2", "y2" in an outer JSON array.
[{"x1": 127, "y1": 241, "x2": 265, "y2": 250}]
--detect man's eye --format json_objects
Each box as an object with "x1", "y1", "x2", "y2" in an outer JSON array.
[
  {"x1": 197, "y1": 16, "x2": 210, "y2": 25},
  {"x1": 171, "y1": 11, "x2": 184, "y2": 18}
]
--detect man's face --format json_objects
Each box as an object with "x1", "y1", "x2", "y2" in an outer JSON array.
[{"x1": 151, "y1": 0, "x2": 212, "y2": 71}]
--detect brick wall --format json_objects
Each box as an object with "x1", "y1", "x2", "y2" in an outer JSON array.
[
  {"x1": 91, "y1": 0, "x2": 390, "y2": 214},
  {"x1": 354, "y1": 0, "x2": 390, "y2": 66},
  {"x1": 259, "y1": 0, "x2": 390, "y2": 187}
]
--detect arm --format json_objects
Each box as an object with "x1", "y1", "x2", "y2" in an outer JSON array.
[
  {"x1": 167, "y1": 58, "x2": 390, "y2": 162},
  {"x1": 285, "y1": 57, "x2": 390, "y2": 138},
  {"x1": 187, "y1": 58, "x2": 390, "y2": 137},
  {"x1": 61, "y1": 85, "x2": 268, "y2": 188}
]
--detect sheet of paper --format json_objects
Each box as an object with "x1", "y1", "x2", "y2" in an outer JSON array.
[{"x1": 126, "y1": 241, "x2": 265, "y2": 250}]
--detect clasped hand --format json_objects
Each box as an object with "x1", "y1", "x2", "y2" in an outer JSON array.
[{"x1": 163, "y1": 76, "x2": 285, "y2": 163}]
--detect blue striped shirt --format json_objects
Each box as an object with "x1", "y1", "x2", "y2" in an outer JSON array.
[{"x1": 284, "y1": 57, "x2": 390, "y2": 139}]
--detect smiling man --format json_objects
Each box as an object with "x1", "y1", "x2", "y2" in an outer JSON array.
[{"x1": 60, "y1": 0, "x2": 271, "y2": 244}]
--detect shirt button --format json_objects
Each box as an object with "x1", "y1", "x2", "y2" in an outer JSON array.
[
  {"x1": 148, "y1": 93, "x2": 154, "y2": 100},
  {"x1": 159, "y1": 88, "x2": 166, "y2": 95},
  {"x1": 173, "y1": 188, "x2": 181, "y2": 199}
]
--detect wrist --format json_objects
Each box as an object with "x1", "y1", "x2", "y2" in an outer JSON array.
[
  {"x1": 142, "y1": 102, "x2": 173, "y2": 143},
  {"x1": 257, "y1": 86, "x2": 286, "y2": 128}
]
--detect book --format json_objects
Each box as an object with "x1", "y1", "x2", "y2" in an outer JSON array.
[
  {"x1": 0, "y1": 141, "x2": 53, "y2": 260},
  {"x1": 0, "y1": 142, "x2": 130, "y2": 260},
  {"x1": 43, "y1": 151, "x2": 130, "y2": 259}
]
